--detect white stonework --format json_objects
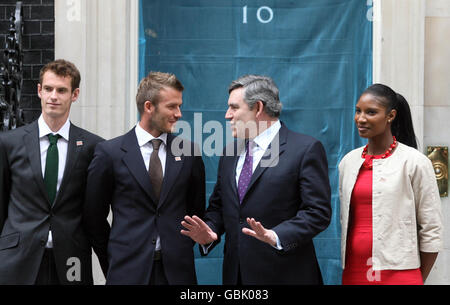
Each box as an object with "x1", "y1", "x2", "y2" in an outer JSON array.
[
  {"x1": 55, "y1": 0, "x2": 139, "y2": 285},
  {"x1": 374, "y1": 0, "x2": 450, "y2": 284},
  {"x1": 55, "y1": 0, "x2": 138, "y2": 140}
]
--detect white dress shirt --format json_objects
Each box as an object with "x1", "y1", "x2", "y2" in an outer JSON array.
[
  {"x1": 235, "y1": 120, "x2": 283, "y2": 250},
  {"x1": 135, "y1": 123, "x2": 167, "y2": 251},
  {"x1": 38, "y1": 115, "x2": 71, "y2": 248},
  {"x1": 203, "y1": 120, "x2": 283, "y2": 253},
  {"x1": 235, "y1": 120, "x2": 281, "y2": 185}
]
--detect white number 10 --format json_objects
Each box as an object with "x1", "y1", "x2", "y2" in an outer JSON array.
[{"x1": 243, "y1": 6, "x2": 274, "y2": 24}]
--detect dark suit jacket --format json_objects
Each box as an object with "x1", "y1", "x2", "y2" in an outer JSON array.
[
  {"x1": 84, "y1": 128, "x2": 205, "y2": 285},
  {"x1": 203, "y1": 123, "x2": 332, "y2": 285},
  {"x1": 0, "y1": 120, "x2": 103, "y2": 285}
]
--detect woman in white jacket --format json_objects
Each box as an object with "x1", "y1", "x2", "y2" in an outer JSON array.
[{"x1": 339, "y1": 83, "x2": 442, "y2": 285}]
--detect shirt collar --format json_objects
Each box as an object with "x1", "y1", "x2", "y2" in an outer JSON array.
[
  {"x1": 251, "y1": 120, "x2": 281, "y2": 151},
  {"x1": 38, "y1": 115, "x2": 70, "y2": 141},
  {"x1": 135, "y1": 122, "x2": 167, "y2": 147}
]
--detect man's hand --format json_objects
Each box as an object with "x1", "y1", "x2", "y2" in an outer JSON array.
[
  {"x1": 242, "y1": 217, "x2": 277, "y2": 247},
  {"x1": 181, "y1": 215, "x2": 218, "y2": 245}
]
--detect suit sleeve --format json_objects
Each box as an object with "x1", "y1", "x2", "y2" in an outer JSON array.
[
  {"x1": 0, "y1": 136, "x2": 10, "y2": 231},
  {"x1": 273, "y1": 140, "x2": 332, "y2": 251},
  {"x1": 186, "y1": 144, "x2": 206, "y2": 219},
  {"x1": 412, "y1": 156, "x2": 443, "y2": 253},
  {"x1": 199, "y1": 155, "x2": 225, "y2": 255},
  {"x1": 83, "y1": 142, "x2": 113, "y2": 276}
]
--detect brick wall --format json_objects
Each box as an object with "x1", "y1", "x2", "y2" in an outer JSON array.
[{"x1": 1, "y1": 0, "x2": 54, "y2": 124}]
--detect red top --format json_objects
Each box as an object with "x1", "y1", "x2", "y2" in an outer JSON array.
[{"x1": 342, "y1": 150, "x2": 423, "y2": 285}]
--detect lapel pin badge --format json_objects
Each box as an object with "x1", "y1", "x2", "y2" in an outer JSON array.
[
  {"x1": 175, "y1": 156, "x2": 181, "y2": 161},
  {"x1": 76, "y1": 140, "x2": 83, "y2": 146}
]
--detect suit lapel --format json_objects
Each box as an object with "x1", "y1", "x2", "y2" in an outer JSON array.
[
  {"x1": 229, "y1": 139, "x2": 245, "y2": 205},
  {"x1": 231, "y1": 155, "x2": 239, "y2": 202},
  {"x1": 121, "y1": 128, "x2": 158, "y2": 205},
  {"x1": 24, "y1": 121, "x2": 49, "y2": 204},
  {"x1": 54, "y1": 123, "x2": 83, "y2": 207},
  {"x1": 158, "y1": 134, "x2": 184, "y2": 208}
]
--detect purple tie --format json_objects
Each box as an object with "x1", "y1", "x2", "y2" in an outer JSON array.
[{"x1": 238, "y1": 140, "x2": 253, "y2": 203}]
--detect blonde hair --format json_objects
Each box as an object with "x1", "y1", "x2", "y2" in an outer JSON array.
[{"x1": 136, "y1": 71, "x2": 184, "y2": 114}]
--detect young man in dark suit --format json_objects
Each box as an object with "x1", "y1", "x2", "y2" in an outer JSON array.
[
  {"x1": 0, "y1": 59, "x2": 103, "y2": 285},
  {"x1": 181, "y1": 75, "x2": 332, "y2": 285},
  {"x1": 84, "y1": 72, "x2": 205, "y2": 285}
]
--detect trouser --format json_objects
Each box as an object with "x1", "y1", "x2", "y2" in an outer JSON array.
[
  {"x1": 35, "y1": 249, "x2": 61, "y2": 285},
  {"x1": 149, "y1": 250, "x2": 169, "y2": 285}
]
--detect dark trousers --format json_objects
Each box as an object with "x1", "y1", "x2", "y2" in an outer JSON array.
[
  {"x1": 149, "y1": 251, "x2": 168, "y2": 285},
  {"x1": 237, "y1": 264, "x2": 243, "y2": 285},
  {"x1": 35, "y1": 249, "x2": 61, "y2": 285}
]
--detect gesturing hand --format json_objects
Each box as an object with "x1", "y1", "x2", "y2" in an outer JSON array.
[
  {"x1": 181, "y1": 215, "x2": 218, "y2": 245},
  {"x1": 242, "y1": 217, "x2": 277, "y2": 247}
]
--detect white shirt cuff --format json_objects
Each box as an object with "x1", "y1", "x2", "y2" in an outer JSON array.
[
  {"x1": 201, "y1": 242, "x2": 214, "y2": 254},
  {"x1": 271, "y1": 230, "x2": 283, "y2": 250}
]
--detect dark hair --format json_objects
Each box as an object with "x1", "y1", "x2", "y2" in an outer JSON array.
[
  {"x1": 39, "y1": 59, "x2": 81, "y2": 92},
  {"x1": 363, "y1": 83, "x2": 417, "y2": 149}
]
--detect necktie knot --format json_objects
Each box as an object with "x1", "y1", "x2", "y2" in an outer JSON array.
[
  {"x1": 245, "y1": 139, "x2": 255, "y2": 156},
  {"x1": 48, "y1": 134, "x2": 61, "y2": 145},
  {"x1": 151, "y1": 139, "x2": 163, "y2": 151}
]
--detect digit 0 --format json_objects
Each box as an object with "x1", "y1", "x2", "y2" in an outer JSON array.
[
  {"x1": 242, "y1": 5, "x2": 274, "y2": 24},
  {"x1": 257, "y1": 6, "x2": 273, "y2": 23}
]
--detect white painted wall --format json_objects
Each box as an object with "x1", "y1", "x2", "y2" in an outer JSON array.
[
  {"x1": 374, "y1": 0, "x2": 450, "y2": 284},
  {"x1": 55, "y1": 0, "x2": 138, "y2": 140},
  {"x1": 55, "y1": 0, "x2": 139, "y2": 285},
  {"x1": 423, "y1": 0, "x2": 450, "y2": 285}
]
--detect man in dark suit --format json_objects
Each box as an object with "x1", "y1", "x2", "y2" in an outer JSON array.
[
  {"x1": 181, "y1": 75, "x2": 332, "y2": 285},
  {"x1": 84, "y1": 71, "x2": 205, "y2": 285},
  {"x1": 0, "y1": 59, "x2": 103, "y2": 285}
]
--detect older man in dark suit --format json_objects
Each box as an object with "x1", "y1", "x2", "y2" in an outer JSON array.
[
  {"x1": 0, "y1": 59, "x2": 103, "y2": 285},
  {"x1": 181, "y1": 75, "x2": 332, "y2": 285},
  {"x1": 84, "y1": 72, "x2": 205, "y2": 285}
]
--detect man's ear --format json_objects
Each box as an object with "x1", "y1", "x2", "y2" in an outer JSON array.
[
  {"x1": 37, "y1": 84, "x2": 42, "y2": 99},
  {"x1": 144, "y1": 100, "x2": 156, "y2": 114},
  {"x1": 255, "y1": 101, "x2": 264, "y2": 117},
  {"x1": 71, "y1": 88, "x2": 80, "y2": 102}
]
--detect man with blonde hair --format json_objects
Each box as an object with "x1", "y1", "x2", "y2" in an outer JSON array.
[{"x1": 84, "y1": 71, "x2": 205, "y2": 285}]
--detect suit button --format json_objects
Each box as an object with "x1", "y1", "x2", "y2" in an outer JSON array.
[
  {"x1": 40, "y1": 240, "x2": 46, "y2": 247},
  {"x1": 152, "y1": 239, "x2": 156, "y2": 244},
  {"x1": 239, "y1": 219, "x2": 243, "y2": 224}
]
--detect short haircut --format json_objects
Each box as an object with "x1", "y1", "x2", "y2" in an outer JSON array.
[
  {"x1": 228, "y1": 74, "x2": 282, "y2": 117},
  {"x1": 39, "y1": 59, "x2": 81, "y2": 92},
  {"x1": 136, "y1": 71, "x2": 184, "y2": 115}
]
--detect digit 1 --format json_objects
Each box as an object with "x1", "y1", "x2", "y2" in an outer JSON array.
[{"x1": 243, "y1": 5, "x2": 248, "y2": 24}]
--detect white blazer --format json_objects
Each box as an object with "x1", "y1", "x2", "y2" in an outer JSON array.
[{"x1": 339, "y1": 142, "x2": 443, "y2": 270}]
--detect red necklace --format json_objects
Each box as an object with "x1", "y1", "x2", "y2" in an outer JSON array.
[{"x1": 361, "y1": 136, "x2": 397, "y2": 169}]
